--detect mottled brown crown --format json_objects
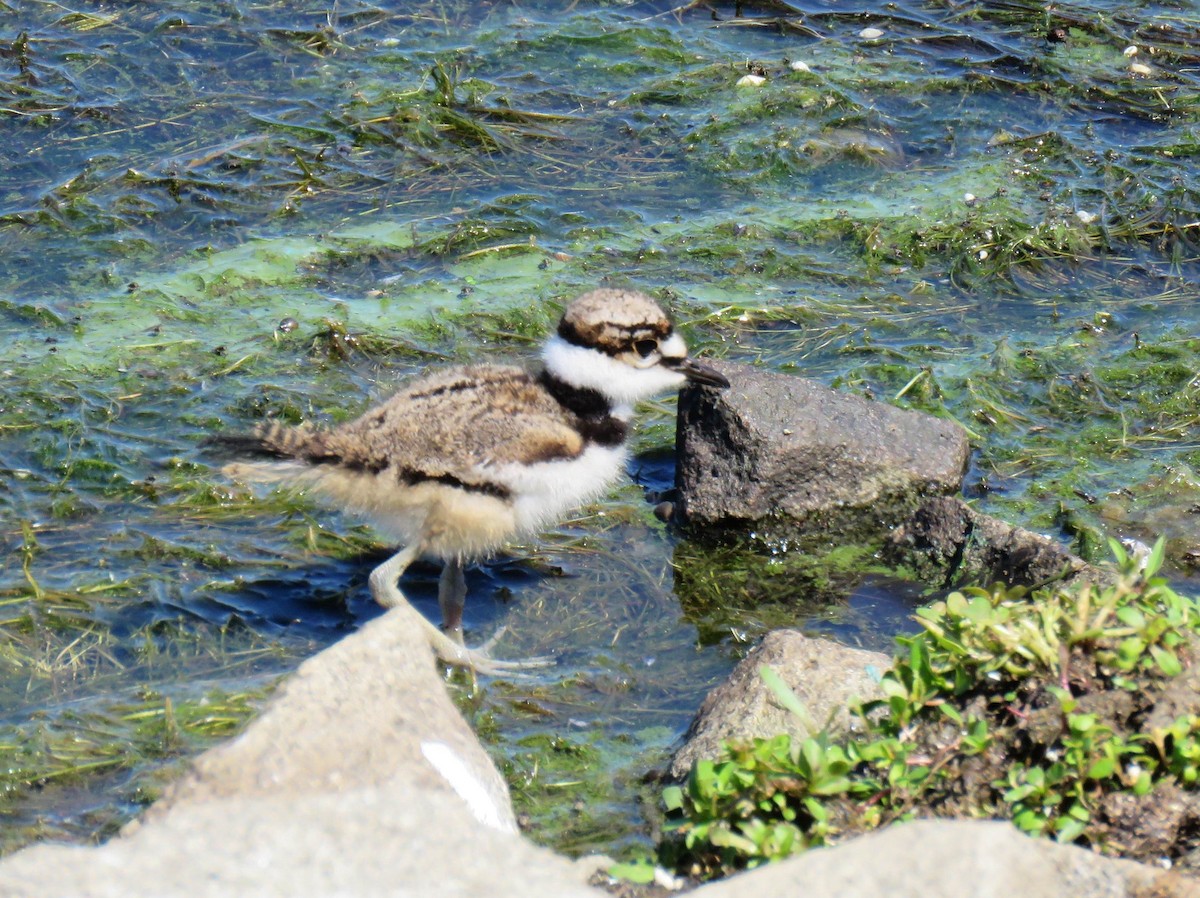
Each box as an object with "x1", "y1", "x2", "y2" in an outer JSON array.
[{"x1": 557, "y1": 288, "x2": 673, "y2": 357}]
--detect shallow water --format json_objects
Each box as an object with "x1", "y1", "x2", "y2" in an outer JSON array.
[{"x1": 2, "y1": 0, "x2": 1200, "y2": 857}]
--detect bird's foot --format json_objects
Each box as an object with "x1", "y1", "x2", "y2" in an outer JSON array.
[
  {"x1": 429, "y1": 625, "x2": 555, "y2": 676},
  {"x1": 423, "y1": 619, "x2": 555, "y2": 677}
]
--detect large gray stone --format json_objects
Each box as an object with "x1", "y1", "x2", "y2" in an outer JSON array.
[
  {"x1": 0, "y1": 602, "x2": 596, "y2": 898},
  {"x1": 675, "y1": 361, "x2": 970, "y2": 533},
  {"x1": 669, "y1": 631, "x2": 889, "y2": 779},
  {"x1": 696, "y1": 819, "x2": 1198, "y2": 898}
]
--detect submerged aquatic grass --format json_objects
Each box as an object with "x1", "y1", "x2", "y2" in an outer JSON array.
[{"x1": 0, "y1": 563, "x2": 288, "y2": 852}]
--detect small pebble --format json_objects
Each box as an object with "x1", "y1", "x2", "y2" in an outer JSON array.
[
  {"x1": 1130, "y1": 62, "x2": 1152, "y2": 76},
  {"x1": 789, "y1": 60, "x2": 811, "y2": 72},
  {"x1": 1123, "y1": 45, "x2": 1139, "y2": 57},
  {"x1": 977, "y1": 249, "x2": 989, "y2": 261},
  {"x1": 736, "y1": 73, "x2": 766, "y2": 87},
  {"x1": 1075, "y1": 209, "x2": 1097, "y2": 224},
  {"x1": 963, "y1": 192, "x2": 977, "y2": 205},
  {"x1": 278, "y1": 317, "x2": 299, "y2": 333},
  {"x1": 859, "y1": 26, "x2": 885, "y2": 39}
]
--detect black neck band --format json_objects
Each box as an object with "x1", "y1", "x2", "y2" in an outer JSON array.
[
  {"x1": 538, "y1": 370, "x2": 611, "y2": 417},
  {"x1": 538, "y1": 370, "x2": 627, "y2": 447}
]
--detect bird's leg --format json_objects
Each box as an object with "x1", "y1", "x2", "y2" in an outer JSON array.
[
  {"x1": 438, "y1": 558, "x2": 468, "y2": 644},
  {"x1": 434, "y1": 557, "x2": 555, "y2": 670},
  {"x1": 368, "y1": 547, "x2": 552, "y2": 676},
  {"x1": 368, "y1": 543, "x2": 422, "y2": 609}
]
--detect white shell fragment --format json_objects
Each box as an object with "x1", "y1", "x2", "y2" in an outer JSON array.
[
  {"x1": 736, "y1": 73, "x2": 767, "y2": 87},
  {"x1": 859, "y1": 26, "x2": 885, "y2": 39},
  {"x1": 963, "y1": 193, "x2": 977, "y2": 205},
  {"x1": 790, "y1": 60, "x2": 812, "y2": 72},
  {"x1": 1075, "y1": 210, "x2": 1097, "y2": 224},
  {"x1": 1123, "y1": 45, "x2": 1139, "y2": 57},
  {"x1": 1130, "y1": 62, "x2": 1153, "y2": 76}
]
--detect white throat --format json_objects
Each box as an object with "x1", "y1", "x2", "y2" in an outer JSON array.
[{"x1": 541, "y1": 335, "x2": 687, "y2": 416}]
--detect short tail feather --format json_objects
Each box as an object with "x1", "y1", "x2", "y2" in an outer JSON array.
[{"x1": 206, "y1": 421, "x2": 321, "y2": 460}]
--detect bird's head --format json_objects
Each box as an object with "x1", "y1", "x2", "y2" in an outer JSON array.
[{"x1": 542, "y1": 288, "x2": 729, "y2": 414}]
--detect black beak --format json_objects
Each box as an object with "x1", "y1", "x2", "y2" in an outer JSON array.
[{"x1": 677, "y1": 357, "x2": 730, "y2": 388}]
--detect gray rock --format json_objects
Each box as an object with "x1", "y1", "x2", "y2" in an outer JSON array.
[
  {"x1": 884, "y1": 495, "x2": 1106, "y2": 588},
  {"x1": 0, "y1": 603, "x2": 597, "y2": 898},
  {"x1": 669, "y1": 631, "x2": 889, "y2": 779},
  {"x1": 141, "y1": 600, "x2": 514, "y2": 824},
  {"x1": 675, "y1": 361, "x2": 970, "y2": 534},
  {"x1": 673, "y1": 363, "x2": 1107, "y2": 591},
  {"x1": 695, "y1": 819, "x2": 1199, "y2": 898}
]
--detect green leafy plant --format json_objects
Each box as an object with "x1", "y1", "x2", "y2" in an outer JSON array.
[
  {"x1": 660, "y1": 732, "x2": 855, "y2": 874},
  {"x1": 661, "y1": 540, "x2": 1200, "y2": 880}
]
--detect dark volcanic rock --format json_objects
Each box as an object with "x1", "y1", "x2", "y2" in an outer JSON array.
[{"x1": 675, "y1": 361, "x2": 970, "y2": 534}]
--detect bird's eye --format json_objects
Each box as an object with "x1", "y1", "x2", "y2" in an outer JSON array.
[{"x1": 634, "y1": 339, "x2": 658, "y2": 358}]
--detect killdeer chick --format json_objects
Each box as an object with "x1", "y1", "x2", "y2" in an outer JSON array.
[{"x1": 218, "y1": 288, "x2": 729, "y2": 674}]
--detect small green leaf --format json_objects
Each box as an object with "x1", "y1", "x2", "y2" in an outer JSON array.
[
  {"x1": 607, "y1": 859, "x2": 658, "y2": 885},
  {"x1": 708, "y1": 826, "x2": 760, "y2": 854},
  {"x1": 1116, "y1": 637, "x2": 1146, "y2": 669},
  {"x1": 760, "y1": 665, "x2": 814, "y2": 729},
  {"x1": 1116, "y1": 606, "x2": 1146, "y2": 629},
  {"x1": 809, "y1": 775, "x2": 853, "y2": 797},
  {"x1": 1004, "y1": 783, "x2": 1037, "y2": 802},
  {"x1": 1133, "y1": 771, "x2": 1154, "y2": 795},
  {"x1": 945, "y1": 591, "x2": 969, "y2": 616},
  {"x1": 1150, "y1": 645, "x2": 1182, "y2": 677},
  {"x1": 1055, "y1": 815, "x2": 1088, "y2": 844},
  {"x1": 1047, "y1": 685, "x2": 1076, "y2": 712},
  {"x1": 1068, "y1": 713, "x2": 1098, "y2": 735},
  {"x1": 1145, "y1": 538, "x2": 1166, "y2": 579},
  {"x1": 965, "y1": 595, "x2": 994, "y2": 623},
  {"x1": 803, "y1": 796, "x2": 829, "y2": 824},
  {"x1": 1012, "y1": 807, "x2": 1047, "y2": 834}
]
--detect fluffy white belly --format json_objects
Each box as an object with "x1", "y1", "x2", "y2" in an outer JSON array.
[{"x1": 492, "y1": 443, "x2": 628, "y2": 535}]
